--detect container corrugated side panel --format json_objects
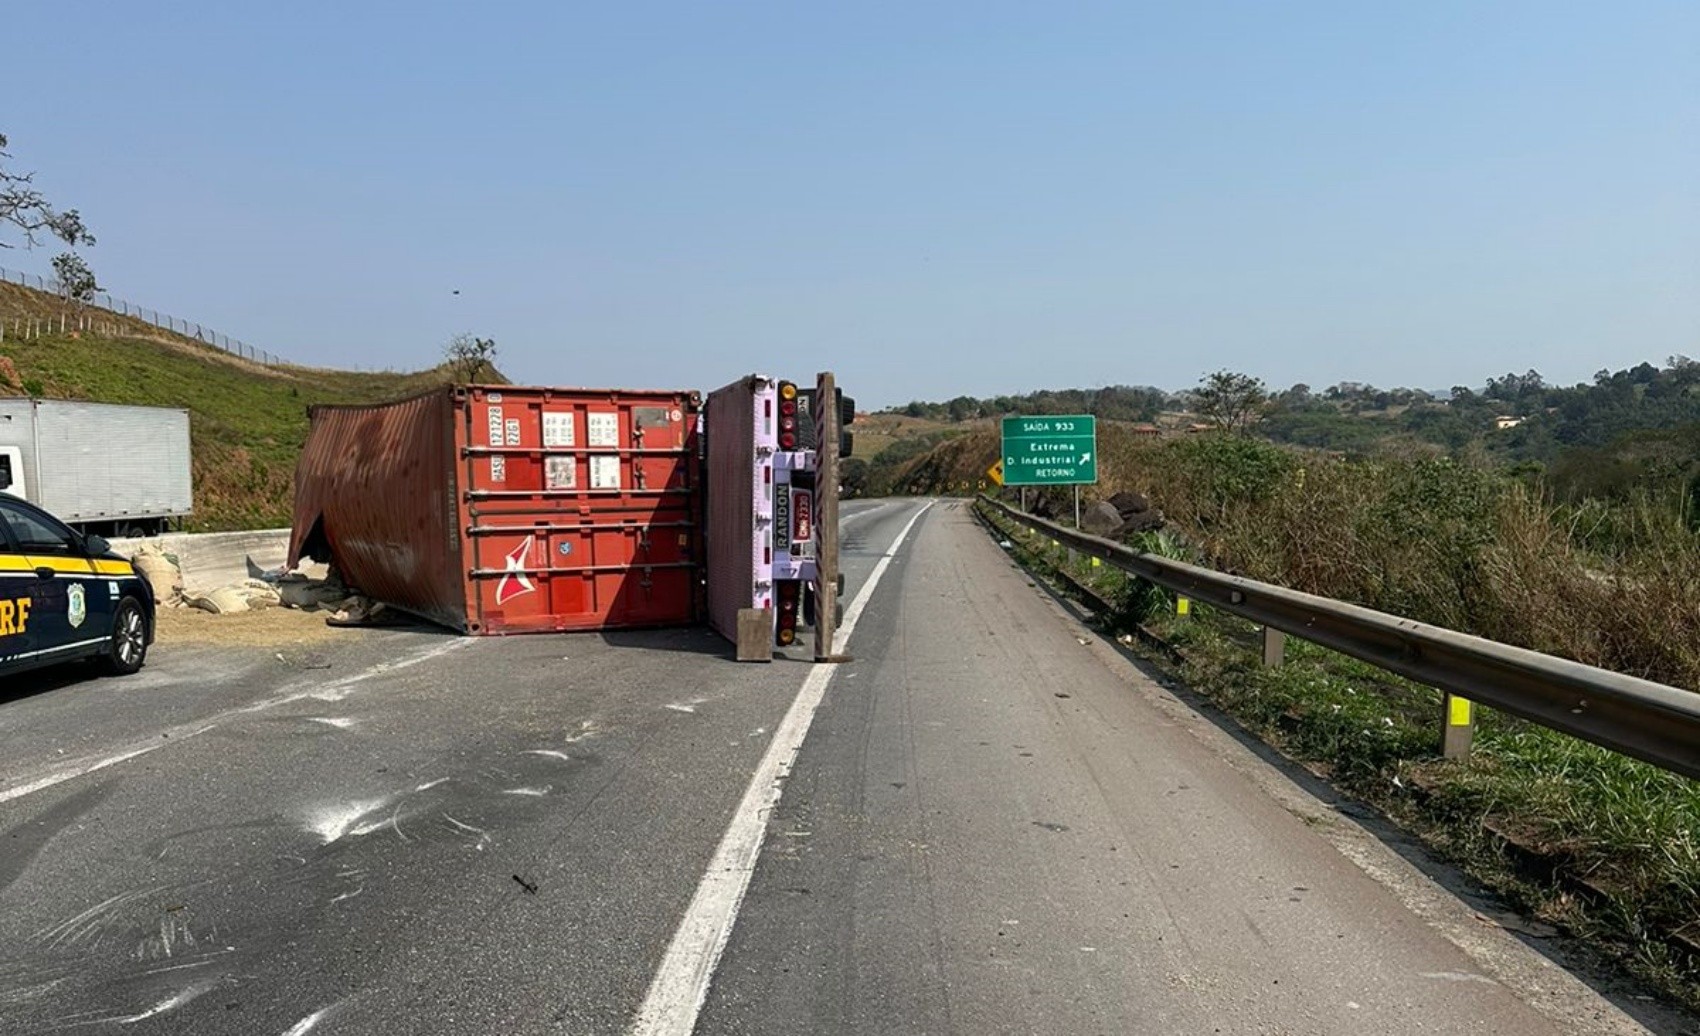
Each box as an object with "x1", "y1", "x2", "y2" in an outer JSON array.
[
  {"x1": 32, "y1": 401, "x2": 192, "y2": 520},
  {"x1": 456, "y1": 386, "x2": 703, "y2": 634},
  {"x1": 704, "y1": 377, "x2": 761, "y2": 642},
  {"x1": 289, "y1": 389, "x2": 467, "y2": 631}
]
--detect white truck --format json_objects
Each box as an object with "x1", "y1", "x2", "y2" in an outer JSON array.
[{"x1": 0, "y1": 399, "x2": 193, "y2": 536}]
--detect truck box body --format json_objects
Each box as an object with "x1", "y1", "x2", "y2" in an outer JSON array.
[
  {"x1": 0, "y1": 399, "x2": 193, "y2": 533},
  {"x1": 287, "y1": 385, "x2": 703, "y2": 634}
]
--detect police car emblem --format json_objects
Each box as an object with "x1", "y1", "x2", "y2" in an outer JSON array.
[{"x1": 68, "y1": 583, "x2": 87, "y2": 629}]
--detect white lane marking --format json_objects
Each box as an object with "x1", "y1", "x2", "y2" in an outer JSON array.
[
  {"x1": 0, "y1": 744, "x2": 165, "y2": 806},
  {"x1": 630, "y1": 500, "x2": 934, "y2": 1036},
  {"x1": 0, "y1": 638, "x2": 471, "y2": 806},
  {"x1": 1421, "y1": 971, "x2": 1499, "y2": 985}
]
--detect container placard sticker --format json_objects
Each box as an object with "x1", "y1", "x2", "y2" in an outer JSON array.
[
  {"x1": 487, "y1": 407, "x2": 504, "y2": 447},
  {"x1": 587, "y1": 412, "x2": 620, "y2": 447},
  {"x1": 545, "y1": 456, "x2": 576, "y2": 490},
  {"x1": 543, "y1": 412, "x2": 575, "y2": 448},
  {"x1": 590, "y1": 455, "x2": 621, "y2": 489},
  {"x1": 505, "y1": 418, "x2": 522, "y2": 446},
  {"x1": 490, "y1": 455, "x2": 507, "y2": 483}
]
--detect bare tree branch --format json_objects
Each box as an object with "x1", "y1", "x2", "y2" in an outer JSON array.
[
  {"x1": 444, "y1": 332, "x2": 498, "y2": 383},
  {"x1": 1, "y1": 132, "x2": 96, "y2": 250}
]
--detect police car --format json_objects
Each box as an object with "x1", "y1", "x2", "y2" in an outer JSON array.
[{"x1": 0, "y1": 495, "x2": 155, "y2": 678}]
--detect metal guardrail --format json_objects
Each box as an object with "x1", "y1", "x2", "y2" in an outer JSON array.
[{"x1": 981, "y1": 496, "x2": 1700, "y2": 782}]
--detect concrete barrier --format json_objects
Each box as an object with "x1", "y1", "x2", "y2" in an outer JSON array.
[{"x1": 107, "y1": 528, "x2": 293, "y2": 592}]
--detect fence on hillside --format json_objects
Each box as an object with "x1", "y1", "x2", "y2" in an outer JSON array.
[{"x1": 0, "y1": 265, "x2": 288, "y2": 367}]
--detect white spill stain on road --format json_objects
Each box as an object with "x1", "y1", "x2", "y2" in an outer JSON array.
[
  {"x1": 523, "y1": 750, "x2": 573, "y2": 761},
  {"x1": 306, "y1": 799, "x2": 390, "y2": 844},
  {"x1": 442, "y1": 813, "x2": 492, "y2": 851},
  {"x1": 307, "y1": 717, "x2": 356, "y2": 729},
  {"x1": 503, "y1": 786, "x2": 551, "y2": 797},
  {"x1": 631, "y1": 500, "x2": 935, "y2": 1036},
  {"x1": 564, "y1": 721, "x2": 601, "y2": 743},
  {"x1": 112, "y1": 980, "x2": 216, "y2": 1024},
  {"x1": 415, "y1": 778, "x2": 450, "y2": 792},
  {"x1": 663, "y1": 700, "x2": 705, "y2": 714},
  {"x1": 34, "y1": 885, "x2": 171, "y2": 950},
  {"x1": 282, "y1": 1003, "x2": 340, "y2": 1036}
]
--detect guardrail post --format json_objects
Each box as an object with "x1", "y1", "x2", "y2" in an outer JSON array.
[
  {"x1": 1441, "y1": 693, "x2": 1475, "y2": 761},
  {"x1": 1261, "y1": 626, "x2": 1285, "y2": 667}
]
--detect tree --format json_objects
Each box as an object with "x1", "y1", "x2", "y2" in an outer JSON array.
[
  {"x1": 445, "y1": 332, "x2": 497, "y2": 382},
  {"x1": 51, "y1": 252, "x2": 98, "y2": 308},
  {"x1": 946, "y1": 395, "x2": 979, "y2": 422},
  {"x1": 1193, "y1": 369, "x2": 1267, "y2": 434},
  {"x1": 1, "y1": 132, "x2": 94, "y2": 250}
]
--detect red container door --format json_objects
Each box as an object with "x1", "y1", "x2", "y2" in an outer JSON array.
[{"x1": 458, "y1": 387, "x2": 701, "y2": 634}]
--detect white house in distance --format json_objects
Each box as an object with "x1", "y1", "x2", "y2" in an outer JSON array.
[{"x1": 1495, "y1": 415, "x2": 1526, "y2": 430}]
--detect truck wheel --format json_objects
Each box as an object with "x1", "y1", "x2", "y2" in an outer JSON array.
[{"x1": 100, "y1": 598, "x2": 149, "y2": 675}]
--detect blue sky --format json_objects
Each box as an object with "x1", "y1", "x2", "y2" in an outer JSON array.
[{"x1": 4, "y1": 2, "x2": 1696, "y2": 407}]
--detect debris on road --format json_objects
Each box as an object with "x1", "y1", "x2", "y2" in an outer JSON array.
[
  {"x1": 325, "y1": 595, "x2": 397, "y2": 628},
  {"x1": 182, "y1": 580, "x2": 282, "y2": 615},
  {"x1": 275, "y1": 568, "x2": 352, "y2": 611},
  {"x1": 512, "y1": 874, "x2": 539, "y2": 895},
  {"x1": 132, "y1": 544, "x2": 185, "y2": 606}
]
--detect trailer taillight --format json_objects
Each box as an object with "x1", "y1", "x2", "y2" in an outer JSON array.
[
  {"x1": 776, "y1": 580, "x2": 800, "y2": 646},
  {"x1": 778, "y1": 381, "x2": 799, "y2": 449}
]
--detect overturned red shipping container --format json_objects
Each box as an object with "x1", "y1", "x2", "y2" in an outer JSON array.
[{"x1": 287, "y1": 385, "x2": 703, "y2": 634}]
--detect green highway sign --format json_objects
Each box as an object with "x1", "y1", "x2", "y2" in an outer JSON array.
[{"x1": 1000, "y1": 415, "x2": 1097, "y2": 486}]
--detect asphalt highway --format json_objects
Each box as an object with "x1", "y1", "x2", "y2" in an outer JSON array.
[{"x1": 0, "y1": 500, "x2": 1682, "y2": 1035}]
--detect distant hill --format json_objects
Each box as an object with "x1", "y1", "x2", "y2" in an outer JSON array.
[
  {"x1": 0, "y1": 280, "x2": 487, "y2": 530},
  {"x1": 879, "y1": 359, "x2": 1700, "y2": 508}
]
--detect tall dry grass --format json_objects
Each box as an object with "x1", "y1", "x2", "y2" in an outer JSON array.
[{"x1": 1110, "y1": 435, "x2": 1700, "y2": 690}]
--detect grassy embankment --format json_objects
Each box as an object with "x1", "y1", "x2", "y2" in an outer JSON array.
[{"x1": 0, "y1": 281, "x2": 466, "y2": 530}]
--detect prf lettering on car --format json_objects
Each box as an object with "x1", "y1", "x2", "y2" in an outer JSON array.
[{"x1": 0, "y1": 596, "x2": 30, "y2": 636}]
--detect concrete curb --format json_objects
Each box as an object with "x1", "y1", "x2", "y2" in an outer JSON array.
[{"x1": 107, "y1": 528, "x2": 292, "y2": 592}]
